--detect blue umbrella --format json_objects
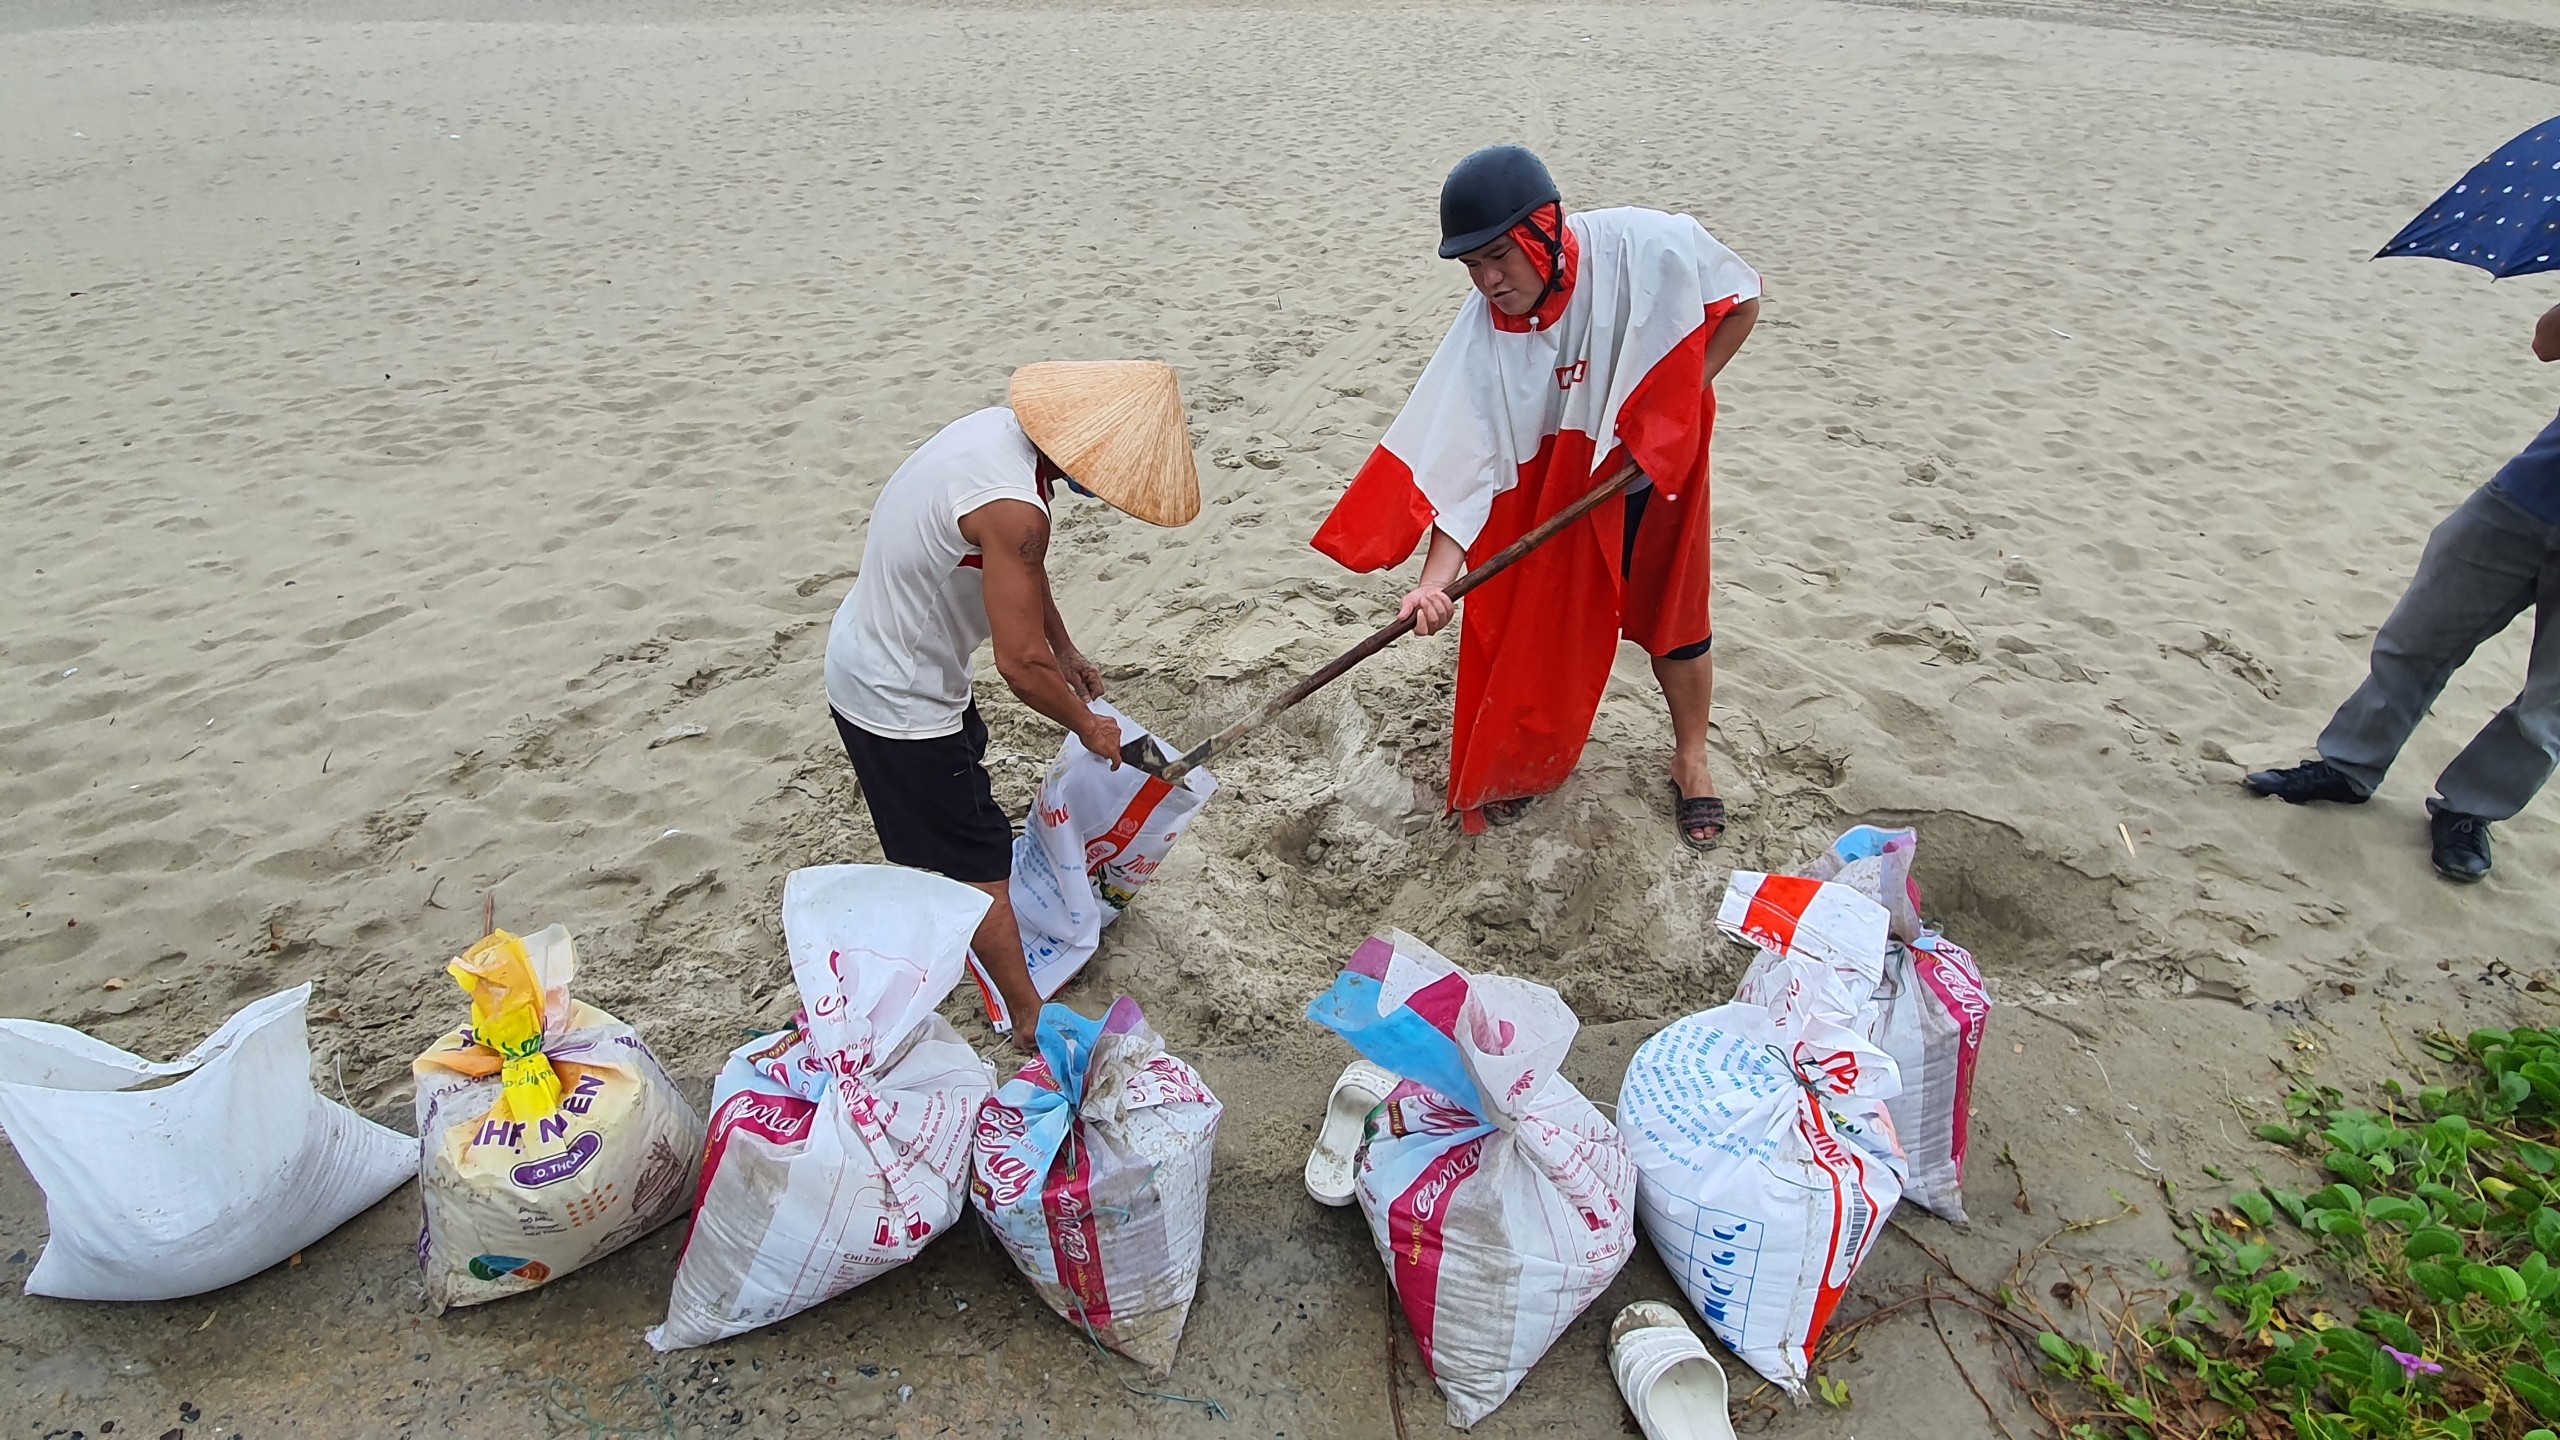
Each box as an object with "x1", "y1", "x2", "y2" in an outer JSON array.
[{"x1": 2377, "y1": 117, "x2": 2560, "y2": 280}]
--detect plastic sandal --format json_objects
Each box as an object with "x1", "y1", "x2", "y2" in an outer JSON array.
[
  {"x1": 1303, "y1": 1059, "x2": 1397, "y2": 1206},
  {"x1": 1610, "y1": 1301, "x2": 1736, "y2": 1440},
  {"x1": 1669, "y1": 783, "x2": 1726, "y2": 851}
]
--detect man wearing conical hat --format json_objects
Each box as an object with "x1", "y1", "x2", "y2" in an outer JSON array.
[
  {"x1": 1313, "y1": 146, "x2": 1760, "y2": 847},
  {"x1": 823, "y1": 361, "x2": 1199, "y2": 1047}
]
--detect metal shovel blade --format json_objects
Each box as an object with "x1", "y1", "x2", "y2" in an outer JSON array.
[{"x1": 1118, "y1": 735, "x2": 1170, "y2": 777}]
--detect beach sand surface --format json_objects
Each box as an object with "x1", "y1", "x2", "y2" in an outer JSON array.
[{"x1": 4, "y1": 0, "x2": 2559, "y2": 1434}]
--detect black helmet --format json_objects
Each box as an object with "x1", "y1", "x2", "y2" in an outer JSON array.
[{"x1": 1438, "y1": 145, "x2": 1560, "y2": 259}]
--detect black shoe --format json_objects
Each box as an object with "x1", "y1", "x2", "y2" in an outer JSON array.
[
  {"x1": 2429, "y1": 808, "x2": 2493, "y2": 883},
  {"x1": 2243, "y1": 758, "x2": 2370, "y2": 805}
]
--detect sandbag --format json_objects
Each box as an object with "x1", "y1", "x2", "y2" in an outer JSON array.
[
  {"x1": 1307, "y1": 932, "x2": 1635, "y2": 1428},
  {"x1": 0, "y1": 983, "x2": 415, "y2": 1301},
  {"x1": 972, "y1": 998, "x2": 1221, "y2": 1376},
  {"x1": 1724, "y1": 825, "x2": 1991, "y2": 1222},
  {"x1": 1618, "y1": 1000, "x2": 1907, "y2": 1396},
  {"x1": 414, "y1": 925, "x2": 702, "y2": 1310},
  {"x1": 971, "y1": 700, "x2": 1216, "y2": 1033},
  {"x1": 650, "y1": 863, "x2": 995, "y2": 1350}
]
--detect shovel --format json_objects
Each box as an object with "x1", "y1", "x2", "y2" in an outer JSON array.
[{"x1": 1122, "y1": 461, "x2": 1643, "y2": 785}]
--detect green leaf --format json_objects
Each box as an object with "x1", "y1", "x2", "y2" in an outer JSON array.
[
  {"x1": 2360, "y1": 1307, "x2": 2421, "y2": 1351},
  {"x1": 2294, "y1": 1406, "x2": 2352, "y2": 1440},
  {"x1": 2420, "y1": 1183, "x2": 2489, "y2": 1228},
  {"x1": 2524, "y1": 1251, "x2": 2558, "y2": 1301},
  {"x1": 2234, "y1": 1191, "x2": 2277, "y2": 1228},
  {"x1": 2502, "y1": 1072, "x2": 2535, "y2": 1111},
  {"x1": 2348, "y1": 1394, "x2": 2405, "y2": 1431},
  {"x1": 2411, "y1": 1260, "x2": 2466, "y2": 1305},
  {"x1": 2325, "y1": 1112, "x2": 2396, "y2": 1157},
  {"x1": 2493, "y1": 1265, "x2": 2533, "y2": 1305},
  {"x1": 2365, "y1": 1195, "x2": 2428, "y2": 1228},
  {"x1": 2039, "y1": 1331, "x2": 2078, "y2": 1370},
  {"x1": 2455, "y1": 1261, "x2": 2520, "y2": 1305},
  {"x1": 2257, "y1": 1123, "x2": 2304, "y2": 1147},
  {"x1": 2270, "y1": 1187, "x2": 2313, "y2": 1228},
  {"x1": 2311, "y1": 1183, "x2": 2365, "y2": 1215},
  {"x1": 2533, "y1": 1207, "x2": 2560, "y2": 1256},
  {"x1": 2475, "y1": 1029, "x2": 2519, "y2": 1054},
  {"x1": 2460, "y1": 1262, "x2": 2515, "y2": 1302},
  {"x1": 2509, "y1": 1362, "x2": 2560, "y2": 1422},
  {"x1": 2406, "y1": 1226, "x2": 2465, "y2": 1262}
]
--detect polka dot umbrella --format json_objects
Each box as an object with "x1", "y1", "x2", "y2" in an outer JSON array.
[{"x1": 2378, "y1": 117, "x2": 2560, "y2": 279}]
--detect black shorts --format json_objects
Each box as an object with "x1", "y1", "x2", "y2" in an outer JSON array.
[
  {"x1": 831, "y1": 702, "x2": 1014, "y2": 884},
  {"x1": 1622, "y1": 486, "x2": 1714, "y2": 661}
]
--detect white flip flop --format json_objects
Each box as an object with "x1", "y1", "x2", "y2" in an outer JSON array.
[
  {"x1": 1610, "y1": 1301, "x2": 1736, "y2": 1440},
  {"x1": 1303, "y1": 1059, "x2": 1397, "y2": 1206}
]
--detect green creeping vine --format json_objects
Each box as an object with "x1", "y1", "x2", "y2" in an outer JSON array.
[{"x1": 2042, "y1": 1027, "x2": 2560, "y2": 1440}]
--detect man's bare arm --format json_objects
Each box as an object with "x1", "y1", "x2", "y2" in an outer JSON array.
[
  {"x1": 1040, "y1": 584, "x2": 1106, "y2": 702},
  {"x1": 962, "y1": 499, "x2": 1120, "y2": 764},
  {"x1": 2535, "y1": 303, "x2": 2560, "y2": 363},
  {"x1": 1703, "y1": 297, "x2": 1759, "y2": 385}
]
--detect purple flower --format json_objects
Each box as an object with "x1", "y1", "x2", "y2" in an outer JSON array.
[{"x1": 2383, "y1": 1346, "x2": 2445, "y2": 1377}]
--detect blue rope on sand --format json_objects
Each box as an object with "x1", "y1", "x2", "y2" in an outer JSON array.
[{"x1": 1062, "y1": 1291, "x2": 1233, "y2": 1423}]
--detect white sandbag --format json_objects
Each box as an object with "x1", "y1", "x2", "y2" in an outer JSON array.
[
  {"x1": 1307, "y1": 932, "x2": 1636, "y2": 1428},
  {"x1": 1796, "y1": 827, "x2": 1989, "y2": 1223},
  {"x1": 972, "y1": 997, "x2": 1221, "y2": 1376},
  {"x1": 1723, "y1": 826, "x2": 1992, "y2": 1222},
  {"x1": 1619, "y1": 1001, "x2": 1907, "y2": 1396},
  {"x1": 970, "y1": 700, "x2": 1216, "y2": 1033},
  {"x1": 413, "y1": 925, "x2": 704, "y2": 1310},
  {"x1": 0, "y1": 984, "x2": 415, "y2": 1301},
  {"x1": 649, "y1": 863, "x2": 996, "y2": 1350}
]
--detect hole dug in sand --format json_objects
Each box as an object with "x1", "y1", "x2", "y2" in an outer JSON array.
[{"x1": 1868, "y1": 809, "x2": 2146, "y2": 996}]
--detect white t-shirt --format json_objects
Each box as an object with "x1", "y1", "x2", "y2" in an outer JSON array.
[{"x1": 825, "y1": 407, "x2": 1048, "y2": 738}]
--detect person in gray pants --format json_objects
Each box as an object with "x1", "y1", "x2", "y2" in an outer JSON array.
[{"x1": 2247, "y1": 304, "x2": 2560, "y2": 882}]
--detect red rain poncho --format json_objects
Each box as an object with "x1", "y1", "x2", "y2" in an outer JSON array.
[{"x1": 1312, "y1": 205, "x2": 1760, "y2": 826}]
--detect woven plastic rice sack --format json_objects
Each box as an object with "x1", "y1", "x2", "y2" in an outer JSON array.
[
  {"x1": 413, "y1": 926, "x2": 702, "y2": 1310},
  {"x1": 971, "y1": 700, "x2": 1216, "y2": 1033},
  {"x1": 1724, "y1": 825, "x2": 1991, "y2": 1222},
  {"x1": 972, "y1": 998, "x2": 1221, "y2": 1375},
  {"x1": 650, "y1": 864, "x2": 995, "y2": 1350},
  {"x1": 1307, "y1": 932, "x2": 1635, "y2": 1428},
  {"x1": 0, "y1": 984, "x2": 414, "y2": 1301},
  {"x1": 1618, "y1": 1000, "x2": 1907, "y2": 1396}
]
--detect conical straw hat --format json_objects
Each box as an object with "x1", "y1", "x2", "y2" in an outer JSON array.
[{"x1": 1008, "y1": 361, "x2": 1201, "y2": 527}]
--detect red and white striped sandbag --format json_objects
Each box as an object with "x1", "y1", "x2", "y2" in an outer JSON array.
[{"x1": 1722, "y1": 842, "x2": 1990, "y2": 1224}]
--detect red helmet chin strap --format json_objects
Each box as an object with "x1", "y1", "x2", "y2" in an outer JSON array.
[{"x1": 1513, "y1": 203, "x2": 1568, "y2": 323}]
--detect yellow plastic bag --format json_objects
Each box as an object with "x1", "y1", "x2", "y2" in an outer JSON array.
[
  {"x1": 448, "y1": 930, "x2": 564, "y2": 1123},
  {"x1": 412, "y1": 925, "x2": 703, "y2": 1311}
]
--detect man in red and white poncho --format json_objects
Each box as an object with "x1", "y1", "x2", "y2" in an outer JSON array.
[{"x1": 1312, "y1": 145, "x2": 1761, "y2": 842}]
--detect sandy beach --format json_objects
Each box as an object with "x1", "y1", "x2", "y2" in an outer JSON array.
[{"x1": 6, "y1": 0, "x2": 2560, "y2": 1433}]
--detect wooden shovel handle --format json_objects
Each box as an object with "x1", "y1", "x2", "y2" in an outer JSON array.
[{"x1": 1143, "y1": 461, "x2": 1643, "y2": 785}]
